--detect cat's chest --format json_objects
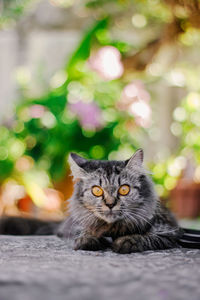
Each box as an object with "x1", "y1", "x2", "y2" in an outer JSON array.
[
  {"x1": 91, "y1": 220, "x2": 137, "y2": 238},
  {"x1": 108, "y1": 222, "x2": 136, "y2": 238}
]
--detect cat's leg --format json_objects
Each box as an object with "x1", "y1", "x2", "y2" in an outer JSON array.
[
  {"x1": 112, "y1": 231, "x2": 180, "y2": 254},
  {"x1": 113, "y1": 208, "x2": 182, "y2": 254},
  {"x1": 74, "y1": 234, "x2": 111, "y2": 251}
]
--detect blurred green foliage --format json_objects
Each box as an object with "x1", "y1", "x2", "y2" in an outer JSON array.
[
  {"x1": 1, "y1": 0, "x2": 200, "y2": 204},
  {"x1": 0, "y1": 15, "x2": 142, "y2": 189}
]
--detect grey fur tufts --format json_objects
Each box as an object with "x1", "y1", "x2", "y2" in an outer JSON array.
[
  {"x1": 64, "y1": 149, "x2": 181, "y2": 253},
  {"x1": 68, "y1": 153, "x2": 88, "y2": 179}
]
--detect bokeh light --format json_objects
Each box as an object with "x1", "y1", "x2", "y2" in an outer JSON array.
[
  {"x1": 88, "y1": 46, "x2": 124, "y2": 80},
  {"x1": 69, "y1": 100, "x2": 103, "y2": 130}
]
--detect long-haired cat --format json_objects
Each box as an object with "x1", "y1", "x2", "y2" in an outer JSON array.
[
  {"x1": 59, "y1": 149, "x2": 182, "y2": 253},
  {"x1": 0, "y1": 149, "x2": 199, "y2": 252}
]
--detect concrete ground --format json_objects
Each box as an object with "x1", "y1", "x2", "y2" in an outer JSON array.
[{"x1": 0, "y1": 235, "x2": 200, "y2": 300}]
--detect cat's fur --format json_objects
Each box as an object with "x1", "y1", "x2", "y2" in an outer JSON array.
[
  {"x1": 58, "y1": 149, "x2": 182, "y2": 253},
  {"x1": 0, "y1": 149, "x2": 183, "y2": 253}
]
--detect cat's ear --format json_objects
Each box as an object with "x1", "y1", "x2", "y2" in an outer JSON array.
[
  {"x1": 125, "y1": 148, "x2": 144, "y2": 170},
  {"x1": 68, "y1": 153, "x2": 88, "y2": 179}
]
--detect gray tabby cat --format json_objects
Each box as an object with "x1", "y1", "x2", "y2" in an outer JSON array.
[{"x1": 59, "y1": 149, "x2": 182, "y2": 253}]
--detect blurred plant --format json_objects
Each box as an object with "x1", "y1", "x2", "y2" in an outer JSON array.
[
  {"x1": 150, "y1": 64, "x2": 200, "y2": 198},
  {"x1": 0, "y1": 16, "x2": 151, "y2": 214},
  {"x1": 1, "y1": 0, "x2": 200, "y2": 214}
]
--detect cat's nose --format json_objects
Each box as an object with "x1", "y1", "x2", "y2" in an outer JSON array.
[
  {"x1": 103, "y1": 192, "x2": 117, "y2": 209},
  {"x1": 105, "y1": 202, "x2": 116, "y2": 209}
]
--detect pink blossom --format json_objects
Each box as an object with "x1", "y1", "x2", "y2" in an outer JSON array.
[
  {"x1": 118, "y1": 80, "x2": 152, "y2": 128},
  {"x1": 69, "y1": 101, "x2": 102, "y2": 130},
  {"x1": 130, "y1": 100, "x2": 152, "y2": 128},
  {"x1": 44, "y1": 188, "x2": 62, "y2": 211},
  {"x1": 121, "y1": 80, "x2": 150, "y2": 107},
  {"x1": 88, "y1": 46, "x2": 124, "y2": 81},
  {"x1": 29, "y1": 105, "x2": 46, "y2": 119}
]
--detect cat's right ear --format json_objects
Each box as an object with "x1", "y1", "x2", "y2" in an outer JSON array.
[
  {"x1": 125, "y1": 148, "x2": 144, "y2": 170},
  {"x1": 68, "y1": 153, "x2": 88, "y2": 179}
]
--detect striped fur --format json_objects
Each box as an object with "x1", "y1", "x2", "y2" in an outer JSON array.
[{"x1": 60, "y1": 150, "x2": 182, "y2": 253}]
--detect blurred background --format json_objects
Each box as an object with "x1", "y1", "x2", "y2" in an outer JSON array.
[{"x1": 0, "y1": 0, "x2": 200, "y2": 225}]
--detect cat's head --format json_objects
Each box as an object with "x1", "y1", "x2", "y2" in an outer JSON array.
[{"x1": 69, "y1": 149, "x2": 157, "y2": 225}]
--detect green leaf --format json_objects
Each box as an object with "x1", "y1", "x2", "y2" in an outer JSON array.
[{"x1": 66, "y1": 17, "x2": 109, "y2": 80}]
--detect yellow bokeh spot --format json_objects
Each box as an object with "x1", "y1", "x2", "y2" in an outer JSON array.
[
  {"x1": 194, "y1": 166, "x2": 200, "y2": 183},
  {"x1": 164, "y1": 177, "x2": 177, "y2": 190},
  {"x1": 153, "y1": 164, "x2": 166, "y2": 179},
  {"x1": 9, "y1": 139, "x2": 26, "y2": 160},
  {"x1": 170, "y1": 122, "x2": 182, "y2": 136},
  {"x1": 82, "y1": 129, "x2": 95, "y2": 138},
  {"x1": 132, "y1": 14, "x2": 147, "y2": 28},
  {"x1": 187, "y1": 92, "x2": 200, "y2": 109},
  {"x1": 41, "y1": 112, "x2": 56, "y2": 128},
  {"x1": 50, "y1": 70, "x2": 67, "y2": 88},
  {"x1": 173, "y1": 107, "x2": 186, "y2": 122},
  {"x1": 15, "y1": 67, "x2": 31, "y2": 86},
  {"x1": 90, "y1": 145, "x2": 105, "y2": 159}
]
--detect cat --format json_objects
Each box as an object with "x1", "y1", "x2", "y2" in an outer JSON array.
[
  {"x1": 0, "y1": 149, "x2": 199, "y2": 252},
  {"x1": 59, "y1": 149, "x2": 182, "y2": 253}
]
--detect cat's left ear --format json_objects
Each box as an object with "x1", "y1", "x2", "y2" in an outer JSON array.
[
  {"x1": 125, "y1": 148, "x2": 144, "y2": 170},
  {"x1": 68, "y1": 153, "x2": 88, "y2": 179}
]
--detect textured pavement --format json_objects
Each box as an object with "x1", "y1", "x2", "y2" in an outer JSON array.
[{"x1": 0, "y1": 236, "x2": 200, "y2": 300}]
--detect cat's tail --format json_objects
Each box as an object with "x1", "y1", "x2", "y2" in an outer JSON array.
[
  {"x1": 178, "y1": 227, "x2": 200, "y2": 249},
  {"x1": 0, "y1": 216, "x2": 62, "y2": 236}
]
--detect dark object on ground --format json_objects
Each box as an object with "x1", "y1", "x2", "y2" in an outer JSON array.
[
  {"x1": 179, "y1": 228, "x2": 200, "y2": 249},
  {"x1": 1, "y1": 216, "x2": 200, "y2": 250},
  {"x1": 0, "y1": 216, "x2": 61, "y2": 235},
  {"x1": 0, "y1": 236, "x2": 200, "y2": 300}
]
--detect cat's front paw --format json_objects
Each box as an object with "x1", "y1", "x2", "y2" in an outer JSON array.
[
  {"x1": 112, "y1": 236, "x2": 140, "y2": 254},
  {"x1": 74, "y1": 236, "x2": 103, "y2": 251}
]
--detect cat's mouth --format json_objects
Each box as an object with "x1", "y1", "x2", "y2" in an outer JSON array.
[
  {"x1": 106, "y1": 210, "x2": 113, "y2": 216},
  {"x1": 95, "y1": 209, "x2": 122, "y2": 223}
]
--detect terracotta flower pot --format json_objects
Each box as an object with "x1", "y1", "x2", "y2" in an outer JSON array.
[
  {"x1": 170, "y1": 180, "x2": 200, "y2": 219},
  {"x1": 17, "y1": 195, "x2": 34, "y2": 213},
  {"x1": 53, "y1": 170, "x2": 74, "y2": 212}
]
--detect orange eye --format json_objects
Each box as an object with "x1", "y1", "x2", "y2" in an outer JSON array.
[
  {"x1": 118, "y1": 185, "x2": 130, "y2": 196},
  {"x1": 92, "y1": 186, "x2": 104, "y2": 197}
]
